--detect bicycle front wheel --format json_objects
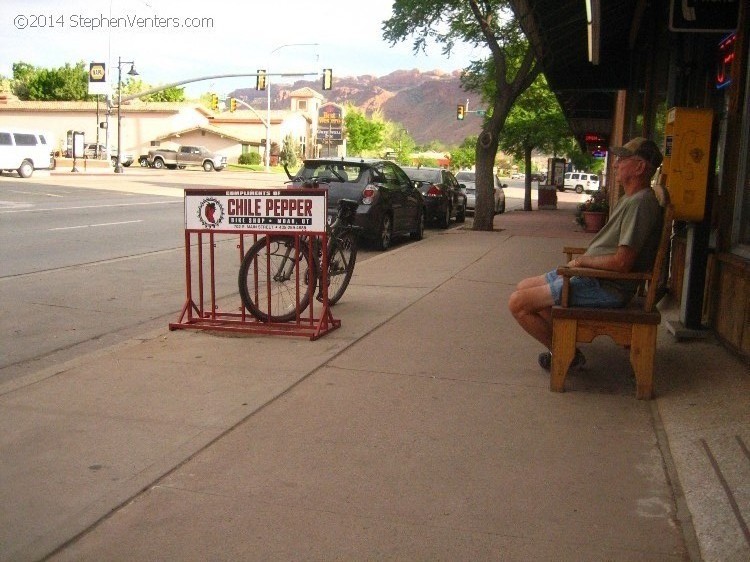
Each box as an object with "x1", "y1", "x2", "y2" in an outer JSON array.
[
  {"x1": 238, "y1": 235, "x2": 315, "y2": 323},
  {"x1": 324, "y1": 229, "x2": 358, "y2": 306}
]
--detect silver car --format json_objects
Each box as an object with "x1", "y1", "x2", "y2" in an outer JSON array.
[{"x1": 456, "y1": 171, "x2": 506, "y2": 214}]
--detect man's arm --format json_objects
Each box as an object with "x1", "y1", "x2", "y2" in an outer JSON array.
[{"x1": 568, "y1": 245, "x2": 637, "y2": 273}]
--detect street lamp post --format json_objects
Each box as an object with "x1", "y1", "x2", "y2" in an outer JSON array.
[
  {"x1": 266, "y1": 43, "x2": 319, "y2": 171},
  {"x1": 115, "y1": 56, "x2": 138, "y2": 173}
]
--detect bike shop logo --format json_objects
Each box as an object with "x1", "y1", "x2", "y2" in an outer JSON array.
[{"x1": 197, "y1": 197, "x2": 225, "y2": 228}]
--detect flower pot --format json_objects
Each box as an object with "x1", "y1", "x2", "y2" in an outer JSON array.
[{"x1": 582, "y1": 211, "x2": 606, "y2": 233}]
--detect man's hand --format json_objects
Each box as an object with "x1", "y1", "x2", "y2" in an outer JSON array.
[{"x1": 570, "y1": 246, "x2": 637, "y2": 272}]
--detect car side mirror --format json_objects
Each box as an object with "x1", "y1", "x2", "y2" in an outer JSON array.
[{"x1": 501, "y1": 183, "x2": 508, "y2": 188}]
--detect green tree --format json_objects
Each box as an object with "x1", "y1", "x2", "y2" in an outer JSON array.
[
  {"x1": 498, "y1": 75, "x2": 572, "y2": 209},
  {"x1": 121, "y1": 77, "x2": 185, "y2": 102},
  {"x1": 384, "y1": 1, "x2": 541, "y2": 230},
  {"x1": 344, "y1": 106, "x2": 385, "y2": 156},
  {"x1": 279, "y1": 134, "x2": 299, "y2": 168},
  {"x1": 12, "y1": 61, "x2": 89, "y2": 100},
  {"x1": 382, "y1": 122, "x2": 416, "y2": 164},
  {"x1": 450, "y1": 136, "x2": 478, "y2": 171}
]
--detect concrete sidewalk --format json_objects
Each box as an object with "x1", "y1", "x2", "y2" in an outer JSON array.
[{"x1": 1, "y1": 202, "x2": 747, "y2": 561}]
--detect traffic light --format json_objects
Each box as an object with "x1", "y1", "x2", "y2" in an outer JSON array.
[
  {"x1": 210, "y1": 93, "x2": 219, "y2": 111},
  {"x1": 322, "y1": 68, "x2": 333, "y2": 91},
  {"x1": 230, "y1": 98, "x2": 237, "y2": 112},
  {"x1": 457, "y1": 104, "x2": 465, "y2": 120},
  {"x1": 256, "y1": 70, "x2": 266, "y2": 91}
]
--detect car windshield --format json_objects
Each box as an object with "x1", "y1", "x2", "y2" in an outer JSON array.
[
  {"x1": 296, "y1": 162, "x2": 363, "y2": 183},
  {"x1": 403, "y1": 168, "x2": 440, "y2": 183},
  {"x1": 456, "y1": 172, "x2": 475, "y2": 181}
]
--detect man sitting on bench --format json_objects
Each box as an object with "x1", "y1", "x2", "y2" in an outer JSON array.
[{"x1": 508, "y1": 137, "x2": 664, "y2": 371}]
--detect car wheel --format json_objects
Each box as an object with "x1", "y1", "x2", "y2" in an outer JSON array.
[
  {"x1": 18, "y1": 160, "x2": 33, "y2": 178},
  {"x1": 153, "y1": 158, "x2": 164, "y2": 169},
  {"x1": 498, "y1": 198, "x2": 506, "y2": 214},
  {"x1": 139, "y1": 157, "x2": 149, "y2": 167},
  {"x1": 575, "y1": 185, "x2": 584, "y2": 194},
  {"x1": 203, "y1": 160, "x2": 214, "y2": 172},
  {"x1": 123, "y1": 162, "x2": 131, "y2": 167},
  {"x1": 376, "y1": 213, "x2": 393, "y2": 250},
  {"x1": 439, "y1": 204, "x2": 450, "y2": 228},
  {"x1": 410, "y1": 209, "x2": 425, "y2": 241}
]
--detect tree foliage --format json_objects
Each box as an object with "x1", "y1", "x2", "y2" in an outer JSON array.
[
  {"x1": 450, "y1": 135, "x2": 478, "y2": 171},
  {"x1": 11, "y1": 61, "x2": 90, "y2": 100},
  {"x1": 384, "y1": 0, "x2": 542, "y2": 229},
  {"x1": 344, "y1": 105, "x2": 386, "y2": 156},
  {"x1": 279, "y1": 134, "x2": 299, "y2": 168},
  {"x1": 382, "y1": 122, "x2": 416, "y2": 165},
  {"x1": 121, "y1": 77, "x2": 185, "y2": 102},
  {"x1": 498, "y1": 75, "x2": 571, "y2": 209},
  {"x1": 7, "y1": 61, "x2": 186, "y2": 102}
]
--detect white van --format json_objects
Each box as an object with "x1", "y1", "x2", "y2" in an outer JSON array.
[{"x1": 0, "y1": 129, "x2": 55, "y2": 178}]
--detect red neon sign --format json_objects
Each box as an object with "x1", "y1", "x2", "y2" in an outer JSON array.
[{"x1": 716, "y1": 33, "x2": 736, "y2": 90}]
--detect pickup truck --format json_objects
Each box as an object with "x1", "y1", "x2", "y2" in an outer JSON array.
[{"x1": 147, "y1": 145, "x2": 227, "y2": 172}]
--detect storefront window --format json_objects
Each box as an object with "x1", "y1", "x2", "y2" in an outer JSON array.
[
  {"x1": 737, "y1": 141, "x2": 750, "y2": 250},
  {"x1": 733, "y1": 56, "x2": 750, "y2": 257}
]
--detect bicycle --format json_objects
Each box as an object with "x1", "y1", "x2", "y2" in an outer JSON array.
[{"x1": 238, "y1": 176, "x2": 360, "y2": 323}]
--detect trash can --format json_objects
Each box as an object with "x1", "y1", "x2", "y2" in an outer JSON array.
[{"x1": 538, "y1": 184, "x2": 558, "y2": 209}]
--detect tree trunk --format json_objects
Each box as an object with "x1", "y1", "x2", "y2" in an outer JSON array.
[
  {"x1": 523, "y1": 144, "x2": 533, "y2": 211},
  {"x1": 472, "y1": 130, "x2": 501, "y2": 231}
]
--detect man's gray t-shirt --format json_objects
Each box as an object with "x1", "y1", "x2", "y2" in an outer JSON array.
[{"x1": 584, "y1": 188, "x2": 663, "y2": 296}]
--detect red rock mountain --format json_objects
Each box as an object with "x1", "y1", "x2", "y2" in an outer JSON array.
[{"x1": 229, "y1": 69, "x2": 484, "y2": 146}]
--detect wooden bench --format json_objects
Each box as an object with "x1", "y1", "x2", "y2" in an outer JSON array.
[{"x1": 550, "y1": 202, "x2": 674, "y2": 399}]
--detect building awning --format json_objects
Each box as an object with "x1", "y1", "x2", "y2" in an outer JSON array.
[{"x1": 510, "y1": 0, "x2": 640, "y2": 143}]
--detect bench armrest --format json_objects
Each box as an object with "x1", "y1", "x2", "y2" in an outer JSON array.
[
  {"x1": 562, "y1": 246, "x2": 586, "y2": 261},
  {"x1": 556, "y1": 266, "x2": 651, "y2": 281},
  {"x1": 556, "y1": 266, "x2": 651, "y2": 307}
]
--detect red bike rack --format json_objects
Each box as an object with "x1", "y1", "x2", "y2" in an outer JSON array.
[{"x1": 169, "y1": 188, "x2": 340, "y2": 340}]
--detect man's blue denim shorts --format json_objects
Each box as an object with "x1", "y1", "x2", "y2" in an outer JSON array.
[{"x1": 545, "y1": 269, "x2": 626, "y2": 308}]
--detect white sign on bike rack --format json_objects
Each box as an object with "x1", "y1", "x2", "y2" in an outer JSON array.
[{"x1": 184, "y1": 188, "x2": 327, "y2": 233}]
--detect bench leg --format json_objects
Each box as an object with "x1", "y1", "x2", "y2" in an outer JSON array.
[
  {"x1": 551, "y1": 318, "x2": 577, "y2": 392},
  {"x1": 630, "y1": 325, "x2": 657, "y2": 399}
]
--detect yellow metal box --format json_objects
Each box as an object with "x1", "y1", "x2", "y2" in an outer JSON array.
[{"x1": 662, "y1": 107, "x2": 713, "y2": 221}]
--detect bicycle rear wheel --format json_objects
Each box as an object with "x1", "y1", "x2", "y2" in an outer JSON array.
[
  {"x1": 238, "y1": 235, "x2": 315, "y2": 323},
  {"x1": 322, "y1": 229, "x2": 358, "y2": 306}
]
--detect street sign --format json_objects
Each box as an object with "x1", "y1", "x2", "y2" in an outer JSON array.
[
  {"x1": 88, "y1": 62, "x2": 108, "y2": 95},
  {"x1": 317, "y1": 103, "x2": 344, "y2": 144}
]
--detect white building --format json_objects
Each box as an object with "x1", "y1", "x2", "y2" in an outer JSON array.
[{"x1": 0, "y1": 87, "x2": 338, "y2": 165}]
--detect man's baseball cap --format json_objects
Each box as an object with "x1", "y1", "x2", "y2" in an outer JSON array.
[{"x1": 610, "y1": 137, "x2": 663, "y2": 168}]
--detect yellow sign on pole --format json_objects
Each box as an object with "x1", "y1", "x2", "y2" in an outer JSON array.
[{"x1": 88, "y1": 62, "x2": 108, "y2": 95}]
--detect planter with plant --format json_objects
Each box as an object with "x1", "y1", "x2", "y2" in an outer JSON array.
[{"x1": 575, "y1": 190, "x2": 609, "y2": 232}]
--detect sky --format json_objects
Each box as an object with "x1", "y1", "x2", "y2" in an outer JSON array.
[{"x1": 1, "y1": 0, "x2": 484, "y2": 98}]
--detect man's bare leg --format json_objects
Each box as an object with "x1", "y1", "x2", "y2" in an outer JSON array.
[{"x1": 508, "y1": 275, "x2": 556, "y2": 350}]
